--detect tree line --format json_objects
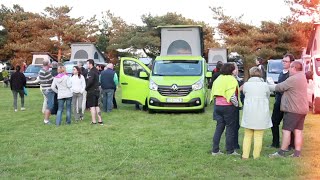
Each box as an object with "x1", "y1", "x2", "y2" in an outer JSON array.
[{"x1": 0, "y1": 0, "x2": 317, "y2": 71}]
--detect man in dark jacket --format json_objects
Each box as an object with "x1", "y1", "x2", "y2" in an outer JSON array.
[
  {"x1": 10, "y1": 65, "x2": 26, "y2": 112},
  {"x1": 100, "y1": 63, "x2": 119, "y2": 112},
  {"x1": 270, "y1": 54, "x2": 295, "y2": 149},
  {"x1": 86, "y1": 59, "x2": 103, "y2": 125},
  {"x1": 209, "y1": 61, "x2": 223, "y2": 89}
]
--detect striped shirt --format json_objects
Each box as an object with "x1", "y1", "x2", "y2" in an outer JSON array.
[{"x1": 39, "y1": 68, "x2": 53, "y2": 92}]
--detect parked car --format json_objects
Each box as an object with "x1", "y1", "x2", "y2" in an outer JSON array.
[
  {"x1": 24, "y1": 65, "x2": 42, "y2": 87},
  {"x1": 266, "y1": 59, "x2": 283, "y2": 95},
  {"x1": 64, "y1": 60, "x2": 88, "y2": 76}
]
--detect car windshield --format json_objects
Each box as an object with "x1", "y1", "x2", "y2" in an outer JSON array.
[
  {"x1": 152, "y1": 60, "x2": 202, "y2": 76},
  {"x1": 64, "y1": 63, "x2": 76, "y2": 74},
  {"x1": 268, "y1": 61, "x2": 283, "y2": 74},
  {"x1": 25, "y1": 65, "x2": 41, "y2": 73}
]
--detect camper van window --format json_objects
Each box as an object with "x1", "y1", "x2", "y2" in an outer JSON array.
[
  {"x1": 268, "y1": 61, "x2": 283, "y2": 74},
  {"x1": 35, "y1": 58, "x2": 44, "y2": 64},
  {"x1": 315, "y1": 58, "x2": 320, "y2": 76},
  {"x1": 74, "y1": 50, "x2": 89, "y2": 59},
  {"x1": 123, "y1": 60, "x2": 146, "y2": 79},
  {"x1": 94, "y1": 52, "x2": 99, "y2": 59},
  {"x1": 167, "y1": 40, "x2": 192, "y2": 55},
  {"x1": 153, "y1": 60, "x2": 202, "y2": 76}
]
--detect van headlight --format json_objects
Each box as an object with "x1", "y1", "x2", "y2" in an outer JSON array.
[
  {"x1": 192, "y1": 78, "x2": 204, "y2": 91},
  {"x1": 149, "y1": 80, "x2": 158, "y2": 91}
]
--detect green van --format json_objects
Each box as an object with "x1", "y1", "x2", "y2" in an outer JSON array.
[{"x1": 119, "y1": 25, "x2": 211, "y2": 112}]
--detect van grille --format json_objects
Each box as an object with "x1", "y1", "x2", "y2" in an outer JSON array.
[{"x1": 157, "y1": 85, "x2": 192, "y2": 96}]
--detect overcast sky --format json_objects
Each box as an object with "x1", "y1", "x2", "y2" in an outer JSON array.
[{"x1": 3, "y1": 0, "x2": 291, "y2": 26}]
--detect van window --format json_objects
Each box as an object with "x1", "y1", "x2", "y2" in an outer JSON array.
[
  {"x1": 315, "y1": 58, "x2": 320, "y2": 76},
  {"x1": 123, "y1": 60, "x2": 146, "y2": 79},
  {"x1": 153, "y1": 60, "x2": 202, "y2": 76},
  {"x1": 74, "y1": 50, "x2": 88, "y2": 59},
  {"x1": 94, "y1": 52, "x2": 99, "y2": 59},
  {"x1": 167, "y1": 40, "x2": 192, "y2": 55},
  {"x1": 34, "y1": 58, "x2": 44, "y2": 64},
  {"x1": 268, "y1": 61, "x2": 283, "y2": 74}
]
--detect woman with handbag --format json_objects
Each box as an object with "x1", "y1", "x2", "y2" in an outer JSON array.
[{"x1": 10, "y1": 65, "x2": 26, "y2": 112}]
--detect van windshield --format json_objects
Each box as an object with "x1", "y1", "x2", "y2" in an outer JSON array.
[
  {"x1": 25, "y1": 65, "x2": 41, "y2": 73},
  {"x1": 268, "y1": 61, "x2": 283, "y2": 74},
  {"x1": 153, "y1": 60, "x2": 202, "y2": 76}
]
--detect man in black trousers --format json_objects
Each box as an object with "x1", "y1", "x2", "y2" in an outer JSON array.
[{"x1": 270, "y1": 54, "x2": 295, "y2": 149}]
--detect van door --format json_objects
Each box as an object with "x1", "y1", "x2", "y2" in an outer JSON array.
[{"x1": 120, "y1": 57, "x2": 151, "y2": 105}]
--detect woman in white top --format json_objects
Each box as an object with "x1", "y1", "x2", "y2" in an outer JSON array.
[
  {"x1": 70, "y1": 66, "x2": 86, "y2": 121},
  {"x1": 51, "y1": 66, "x2": 73, "y2": 126},
  {"x1": 241, "y1": 67, "x2": 272, "y2": 159}
]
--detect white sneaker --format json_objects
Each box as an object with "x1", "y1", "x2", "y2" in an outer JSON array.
[
  {"x1": 212, "y1": 151, "x2": 224, "y2": 156},
  {"x1": 14, "y1": 109, "x2": 18, "y2": 112},
  {"x1": 229, "y1": 151, "x2": 241, "y2": 156},
  {"x1": 21, "y1": 107, "x2": 25, "y2": 111}
]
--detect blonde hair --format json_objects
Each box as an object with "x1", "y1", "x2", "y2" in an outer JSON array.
[
  {"x1": 57, "y1": 66, "x2": 66, "y2": 74},
  {"x1": 249, "y1": 67, "x2": 262, "y2": 78}
]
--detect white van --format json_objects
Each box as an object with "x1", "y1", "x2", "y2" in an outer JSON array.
[{"x1": 303, "y1": 23, "x2": 320, "y2": 113}]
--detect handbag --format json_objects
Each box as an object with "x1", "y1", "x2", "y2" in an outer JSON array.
[{"x1": 23, "y1": 87, "x2": 28, "y2": 96}]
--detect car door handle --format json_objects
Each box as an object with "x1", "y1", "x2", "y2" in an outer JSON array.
[{"x1": 121, "y1": 83, "x2": 128, "y2": 85}]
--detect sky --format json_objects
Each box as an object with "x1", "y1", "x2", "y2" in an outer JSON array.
[{"x1": 3, "y1": 0, "x2": 292, "y2": 26}]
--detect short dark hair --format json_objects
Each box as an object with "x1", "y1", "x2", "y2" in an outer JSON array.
[
  {"x1": 87, "y1": 59, "x2": 94, "y2": 66},
  {"x1": 216, "y1": 61, "x2": 223, "y2": 71},
  {"x1": 283, "y1": 53, "x2": 295, "y2": 62},
  {"x1": 16, "y1": 65, "x2": 21, "y2": 72},
  {"x1": 220, "y1": 63, "x2": 235, "y2": 75}
]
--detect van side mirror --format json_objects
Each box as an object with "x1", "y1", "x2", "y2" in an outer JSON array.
[
  {"x1": 139, "y1": 71, "x2": 148, "y2": 78},
  {"x1": 306, "y1": 71, "x2": 313, "y2": 80},
  {"x1": 205, "y1": 72, "x2": 212, "y2": 78}
]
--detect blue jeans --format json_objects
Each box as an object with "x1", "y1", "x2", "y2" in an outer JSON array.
[
  {"x1": 56, "y1": 97, "x2": 72, "y2": 126},
  {"x1": 102, "y1": 89, "x2": 114, "y2": 112}
]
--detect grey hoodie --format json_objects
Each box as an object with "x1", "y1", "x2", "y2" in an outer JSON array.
[{"x1": 51, "y1": 74, "x2": 73, "y2": 99}]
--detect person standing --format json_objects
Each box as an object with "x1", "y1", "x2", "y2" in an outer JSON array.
[
  {"x1": 86, "y1": 59, "x2": 103, "y2": 125},
  {"x1": 70, "y1": 66, "x2": 86, "y2": 121},
  {"x1": 78, "y1": 61, "x2": 87, "y2": 117},
  {"x1": 241, "y1": 67, "x2": 272, "y2": 159},
  {"x1": 270, "y1": 54, "x2": 296, "y2": 149},
  {"x1": 10, "y1": 65, "x2": 26, "y2": 112},
  {"x1": 39, "y1": 60, "x2": 54, "y2": 125},
  {"x1": 208, "y1": 61, "x2": 223, "y2": 89},
  {"x1": 100, "y1": 63, "x2": 119, "y2": 112},
  {"x1": 210, "y1": 63, "x2": 242, "y2": 156},
  {"x1": 51, "y1": 66, "x2": 73, "y2": 126},
  {"x1": 269, "y1": 61, "x2": 308, "y2": 158},
  {"x1": 256, "y1": 57, "x2": 266, "y2": 81}
]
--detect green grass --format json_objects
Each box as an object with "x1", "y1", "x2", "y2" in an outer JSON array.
[{"x1": 0, "y1": 86, "x2": 300, "y2": 179}]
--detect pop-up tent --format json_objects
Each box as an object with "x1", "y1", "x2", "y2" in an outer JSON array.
[{"x1": 158, "y1": 25, "x2": 203, "y2": 56}]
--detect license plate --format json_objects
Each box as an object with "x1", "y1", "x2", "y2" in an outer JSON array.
[{"x1": 166, "y1": 98, "x2": 183, "y2": 103}]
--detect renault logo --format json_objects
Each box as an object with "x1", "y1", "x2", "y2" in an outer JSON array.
[{"x1": 171, "y1": 84, "x2": 178, "y2": 91}]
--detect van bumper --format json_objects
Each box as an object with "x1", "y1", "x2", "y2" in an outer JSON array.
[{"x1": 148, "y1": 89, "x2": 206, "y2": 110}]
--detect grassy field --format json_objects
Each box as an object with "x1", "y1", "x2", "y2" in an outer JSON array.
[{"x1": 0, "y1": 86, "x2": 315, "y2": 179}]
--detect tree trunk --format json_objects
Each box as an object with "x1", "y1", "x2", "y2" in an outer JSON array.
[{"x1": 58, "y1": 48, "x2": 62, "y2": 62}]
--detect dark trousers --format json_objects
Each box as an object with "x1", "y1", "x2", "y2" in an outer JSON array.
[
  {"x1": 12, "y1": 90, "x2": 24, "y2": 109},
  {"x1": 271, "y1": 101, "x2": 295, "y2": 148},
  {"x1": 212, "y1": 105, "x2": 237, "y2": 154},
  {"x1": 234, "y1": 109, "x2": 240, "y2": 149},
  {"x1": 113, "y1": 89, "x2": 117, "y2": 109}
]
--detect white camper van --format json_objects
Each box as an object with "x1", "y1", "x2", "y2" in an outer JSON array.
[
  {"x1": 31, "y1": 52, "x2": 57, "y2": 65},
  {"x1": 303, "y1": 23, "x2": 320, "y2": 114},
  {"x1": 207, "y1": 48, "x2": 228, "y2": 72}
]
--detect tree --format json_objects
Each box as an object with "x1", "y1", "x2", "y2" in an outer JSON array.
[
  {"x1": 211, "y1": 6, "x2": 313, "y2": 79},
  {"x1": 285, "y1": 0, "x2": 320, "y2": 22},
  {"x1": 1, "y1": 5, "x2": 54, "y2": 65},
  {"x1": 43, "y1": 5, "x2": 98, "y2": 62}
]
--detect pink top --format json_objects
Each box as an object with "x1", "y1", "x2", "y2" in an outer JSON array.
[
  {"x1": 215, "y1": 96, "x2": 233, "y2": 106},
  {"x1": 215, "y1": 87, "x2": 238, "y2": 106}
]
